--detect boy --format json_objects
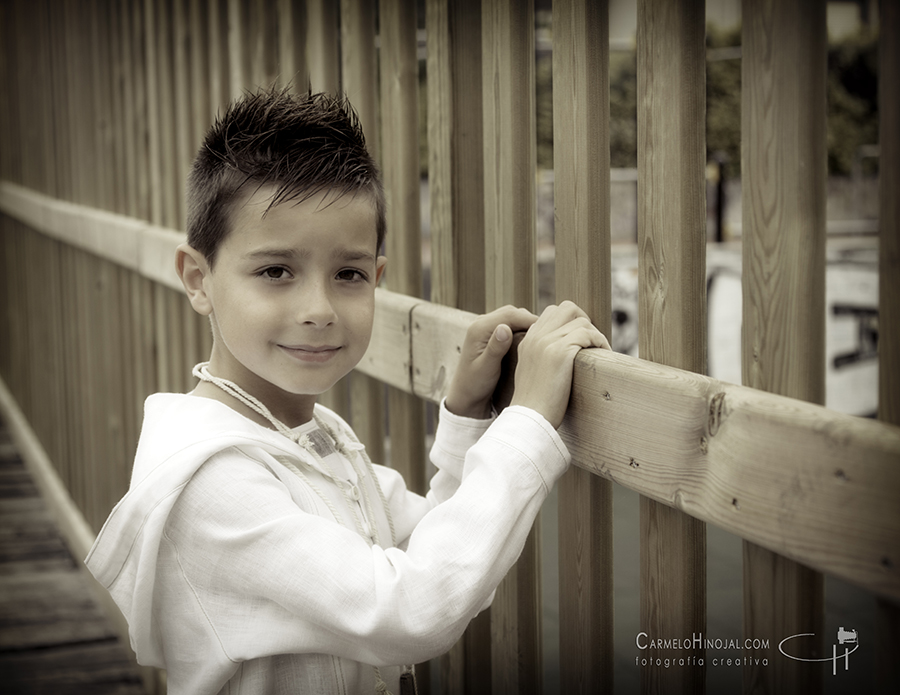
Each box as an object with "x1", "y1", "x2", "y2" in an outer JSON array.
[{"x1": 86, "y1": 89, "x2": 609, "y2": 695}]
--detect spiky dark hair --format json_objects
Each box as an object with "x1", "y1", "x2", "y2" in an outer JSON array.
[{"x1": 186, "y1": 88, "x2": 385, "y2": 267}]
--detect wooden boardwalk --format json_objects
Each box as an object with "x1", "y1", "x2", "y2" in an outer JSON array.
[{"x1": 0, "y1": 418, "x2": 145, "y2": 694}]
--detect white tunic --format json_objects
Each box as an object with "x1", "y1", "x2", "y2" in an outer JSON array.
[{"x1": 85, "y1": 393, "x2": 570, "y2": 694}]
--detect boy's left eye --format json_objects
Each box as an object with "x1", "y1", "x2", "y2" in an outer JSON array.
[{"x1": 336, "y1": 268, "x2": 367, "y2": 282}]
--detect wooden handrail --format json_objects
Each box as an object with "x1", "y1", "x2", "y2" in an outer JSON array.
[{"x1": 3, "y1": 179, "x2": 899, "y2": 602}]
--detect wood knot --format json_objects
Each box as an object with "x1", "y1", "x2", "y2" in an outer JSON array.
[{"x1": 708, "y1": 392, "x2": 727, "y2": 437}]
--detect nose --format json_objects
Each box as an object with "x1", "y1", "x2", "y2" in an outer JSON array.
[{"x1": 296, "y1": 277, "x2": 337, "y2": 327}]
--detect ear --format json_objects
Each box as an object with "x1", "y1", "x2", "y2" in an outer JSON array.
[
  {"x1": 176, "y1": 243, "x2": 213, "y2": 316},
  {"x1": 375, "y1": 256, "x2": 387, "y2": 286}
]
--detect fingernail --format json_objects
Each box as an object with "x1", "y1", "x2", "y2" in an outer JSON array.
[{"x1": 496, "y1": 325, "x2": 511, "y2": 342}]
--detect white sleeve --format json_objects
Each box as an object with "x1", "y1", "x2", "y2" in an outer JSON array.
[{"x1": 161, "y1": 405, "x2": 569, "y2": 668}]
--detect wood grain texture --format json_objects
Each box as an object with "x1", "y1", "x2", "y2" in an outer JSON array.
[
  {"x1": 426, "y1": 2, "x2": 490, "y2": 688},
  {"x1": 741, "y1": 2, "x2": 827, "y2": 692},
  {"x1": 552, "y1": 0, "x2": 614, "y2": 692},
  {"x1": 278, "y1": 0, "x2": 308, "y2": 91},
  {"x1": 481, "y1": 0, "x2": 536, "y2": 312},
  {"x1": 306, "y1": 0, "x2": 339, "y2": 94},
  {"x1": 559, "y1": 347, "x2": 900, "y2": 602},
  {"x1": 481, "y1": 1, "x2": 540, "y2": 690},
  {"x1": 339, "y1": 0, "x2": 383, "y2": 454},
  {"x1": 636, "y1": 0, "x2": 707, "y2": 692},
  {"x1": 379, "y1": 0, "x2": 428, "y2": 563},
  {"x1": 341, "y1": 0, "x2": 379, "y2": 160},
  {"x1": 427, "y1": 0, "x2": 485, "y2": 314}
]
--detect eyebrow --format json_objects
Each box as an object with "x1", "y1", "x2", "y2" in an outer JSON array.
[{"x1": 245, "y1": 247, "x2": 376, "y2": 263}]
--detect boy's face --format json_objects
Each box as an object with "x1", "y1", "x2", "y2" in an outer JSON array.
[{"x1": 196, "y1": 185, "x2": 385, "y2": 417}]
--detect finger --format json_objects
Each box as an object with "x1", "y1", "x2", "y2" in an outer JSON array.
[
  {"x1": 484, "y1": 323, "x2": 513, "y2": 359},
  {"x1": 533, "y1": 301, "x2": 591, "y2": 333},
  {"x1": 542, "y1": 320, "x2": 610, "y2": 352},
  {"x1": 489, "y1": 305, "x2": 538, "y2": 333}
]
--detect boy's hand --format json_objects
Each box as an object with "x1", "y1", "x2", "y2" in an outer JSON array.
[
  {"x1": 445, "y1": 306, "x2": 539, "y2": 419},
  {"x1": 510, "y1": 301, "x2": 611, "y2": 429}
]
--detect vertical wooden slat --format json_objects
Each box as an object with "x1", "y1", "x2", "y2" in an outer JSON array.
[
  {"x1": 379, "y1": 1, "x2": 429, "y2": 689},
  {"x1": 157, "y1": 0, "x2": 180, "y2": 229},
  {"x1": 208, "y1": 0, "x2": 231, "y2": 120},
  {"x1": 278, "y1": 0, "x2": 308, "y2": 91},
  {"x1": 251, "y1": 0, "x2": 280, "y2": 88},
  {"x1": 426, "y1": 1, "x2": 491, "y2": 691},
  {"x1": 341, "y1": 0, "x2": 380, "y2": 160},
  {"x1": 144, "y1": 0, "x2": 164, "y2": 225},
  {"x1": 340, "y1": 0, "x2": 384, "y2": 462},
  {"x1": 34, "y1": 0, "x2": 56, "y2": 198},
  {"x1": 189, "y1": 0, "x2": 211, "y2": 147},
  {"x1": 552, "y1": 1, "x2": 613, "y2": 693},
  {"x1": 50, "y1": 0, "x2": 73, "y2": 203},
  {"x1": 92, "y1": 0, "x2": 114, "y2": 212},
  {"x1": 427, "y1": 0, "x2": 485, "y2": 315},
  {"x1": 307, "y1": 0, "x2": 340, "y2": 94},
  {"x1": 636, "y1": 0, "x2": 707, "y2": 693},
  {"x1": 304, "y1": 0, "x2": 345, "y2": 416},
  {"x1": 228, "y1": 0, "x2": 249, "y2": 99},
  {"x1": 14, "y1": 0, "x2": 37, "y2": 192},
  {"x1": 876, "y1": 1, "x2": 900, "y2": 690},
  {"x1": 108, "y1": 0, "x2": 128, "y2": 214},
  {"x1": 379, "y1": 0, "x2": 426, "y2": 487},
  {"x1": 741, "y1": 1, "x2": 827, "y2": 694},
  {"x1": 120, "y1": 1, "x2": 140, "y2": 218},
  {"x1": 0, "y1": 0, "x2": 15, "y2": 183},
  {"x1": 131, "y1": 0, "x2": 152, "y2": 222},
  {"x1": 481, "y1": 1, "x2": 540, "y2": 692},
  {"x1": 174, "y1": 0, "x2": 193, "y2": 226},
  {"x1": 482, "y1": 0, "x2": 536, "y2": 312}
]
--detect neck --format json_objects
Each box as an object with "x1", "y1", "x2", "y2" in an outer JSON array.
[{"x1": 192, "y1": 364, "x2": 317, "y2": 429}]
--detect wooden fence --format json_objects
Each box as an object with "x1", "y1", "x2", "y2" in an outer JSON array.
[{"x1": 1, "y1": 1, "x2": 898, "y2": 694}]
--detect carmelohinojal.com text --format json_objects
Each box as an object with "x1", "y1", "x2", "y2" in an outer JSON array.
[{"x1": 635, "y1": 632, "x2": 771, "y2": 668}]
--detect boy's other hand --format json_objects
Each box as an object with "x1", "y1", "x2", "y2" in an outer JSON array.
[
  {"x1": 510, "y1": 301, "x2": 611, "y2": 429},
  {"x1": 445, "y1": 306, "x2": 539, "y2": 419}
]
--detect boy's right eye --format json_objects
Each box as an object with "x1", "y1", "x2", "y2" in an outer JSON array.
[{"x1": 260, "y1": 266, "x2": 290, "y2": 281}]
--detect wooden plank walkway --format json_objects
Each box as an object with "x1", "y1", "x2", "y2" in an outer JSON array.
[{"x1": 0, "y1": 416, "x2": 145, "y2": 694}]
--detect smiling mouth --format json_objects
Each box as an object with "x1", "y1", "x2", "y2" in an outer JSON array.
[{"x1": 279, "y1": 344, "x2": 342, "y2": 363}]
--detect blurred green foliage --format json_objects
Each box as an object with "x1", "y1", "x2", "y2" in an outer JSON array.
[
  {"x1": 827, "y1": 28, "x2": 879, "y2": 176},
  {"x1": 534, "y1": 23, "x2": 880, "y2": 176},
  {"x1": 420, "y1": 21, "x2": 880, "y2": 179}
]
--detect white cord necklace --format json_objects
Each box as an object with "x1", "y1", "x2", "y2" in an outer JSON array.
[{"x1": 191, "y1": 363, "x2": 396, "y2": 547}]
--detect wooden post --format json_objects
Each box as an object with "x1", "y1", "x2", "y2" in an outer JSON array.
[
  {"x1": 636, "y1": 0, "x2": 707, "y2": 693},
  {"x1": 379, "y1": 2, "x2": 429, "y2": 689},
  {"x1": 482, "y1": 0, "x2": 536, "y2": 313},
  {"x1": 278, "y1": 0, "x2": 308, "y2": 91},
  {"x1": 426, "y1": 1, "x2": 491, "y2": 691},
  {"x1": 340, "y1": 0, "x2": 385, "y2": 463},
  {"x1": 208, "y1": 0, "x2": 231, "y2": 120},
  {"x1": 303, "y1": 0, "x2": 345, "y2": 415},
  {"x1": 741, "y1": 1, "x2": 827, "y2": 693},
  {"x1": 379, "y1": 0, "x2": 426, "y2": 492},
  {"x1": 552, "y1": 1, "x2": 614, "y2": 693},
  {"x1": 306, "y1": 0, "x2": 340, "y2": 94},
  {"x1": 481, "y1": 0, "x2": 540, "y2": 692},
  {"x1": 189, "y1": 0, "x2": 211, "y2": 150},
  {"x1": 427, "y1": 0, "x2": 485, "y2": 315},
  {"x1": 876, "y1": 1, "x2": 900, "y2": 691},
  {"x1": 228, "y1": 0, "x2": 249, "y2": 99}
]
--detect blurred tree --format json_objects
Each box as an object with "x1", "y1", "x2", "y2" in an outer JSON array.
[{"x1": 827, "y1": 28, "x2": 879, "y2": 176}]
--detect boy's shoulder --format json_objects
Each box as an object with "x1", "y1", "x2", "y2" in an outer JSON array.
[{"x1": 131, "y1": 393, "x2": 297, "y2": 485}]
